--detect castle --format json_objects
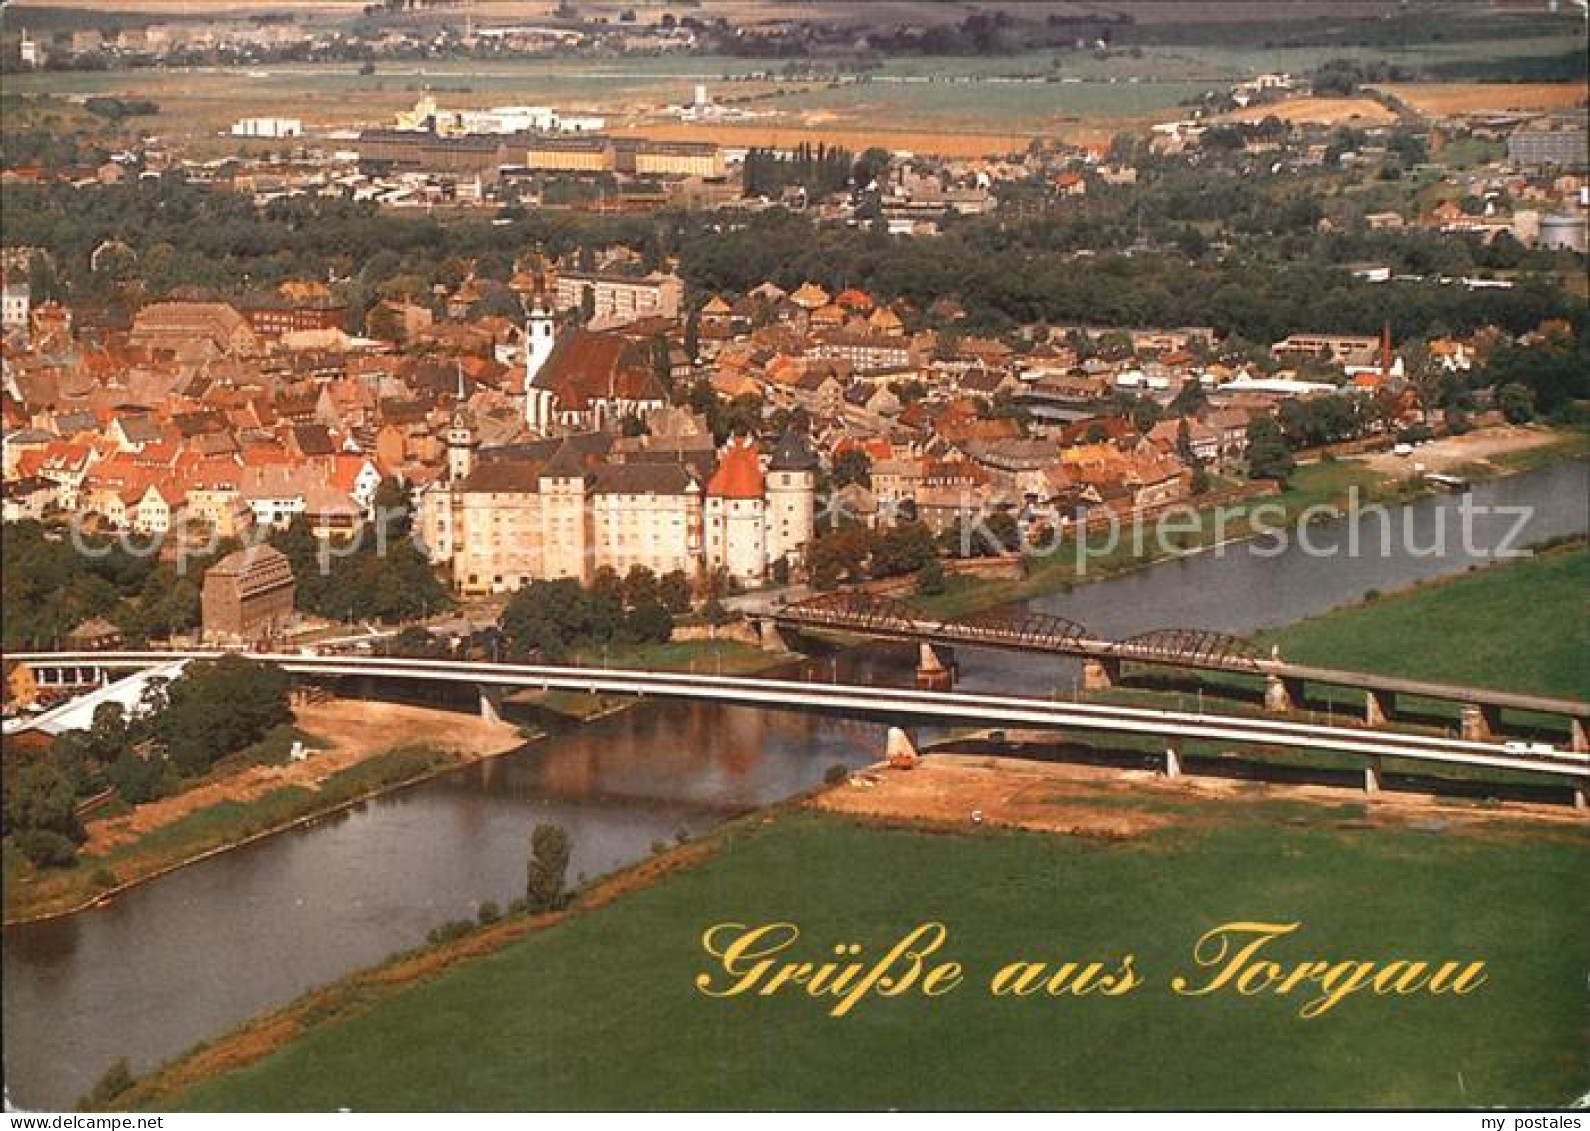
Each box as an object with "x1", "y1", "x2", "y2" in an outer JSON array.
[{"x1": 418, "y1": 408, "x2": 817, "y2": 595}]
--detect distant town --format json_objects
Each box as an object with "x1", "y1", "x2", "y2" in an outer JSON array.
[{"x1": 1, "y1": 48, "x2": 1584, "y2": 645}]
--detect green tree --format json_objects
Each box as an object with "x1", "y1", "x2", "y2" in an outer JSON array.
[
  {"x1": 1496, "y1": 382, "x2": 1536, "y2": 425},
  {"x1": 916, "y1": 558, "x2": 947, "y2": 596},
  {"x1": 525, "y1": 822, "x2": 571, "y2": 913},
  {"x1": 832, "y1": 449, "x2": 873, "y2": 489},
  {"x1": 1245, "y1": 416, "x2": 1295, "y2": 483},
  {"x1": 373, "y1": 476, "x2": 413, "y2": 538},
  {"x1": 155, "y1": 657, "x2": 291, "y2": 777},
  {"x1": 683, "y1": 306, "x2": 700, "y2": 363},
  {"x1": 620, "y1": 565, "x2": 659, "y2": 609},
  {"x1": 808, "y1": 524, "x2": 875, "y2": 589},
  {"x1": 871, "y1": 521, "x2": 937, "y2": 578},
  {"x1": 622, "y1": 601, "x2": 673, "y2": 644},
  {"x1": 5, "y1": 761, "x2": 85, "y2": 865},
  {"x1": 658, "y1": 570, "x2": 692, "y2": 614},
  {"x1": 108, "y1": 750, "x2": 167, "y2": 805},
  {"x1": 1175, "y1": 417, "x2": 1198, "y2": 466}
]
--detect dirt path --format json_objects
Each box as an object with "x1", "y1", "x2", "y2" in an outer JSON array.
[{"x1": 83, "y1": 700, "x2": 523, "y2": 855}]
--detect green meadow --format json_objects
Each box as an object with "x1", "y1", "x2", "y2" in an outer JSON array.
[{"x1": 153, "y1": 806, "x2": 1588, "y2": 1111}]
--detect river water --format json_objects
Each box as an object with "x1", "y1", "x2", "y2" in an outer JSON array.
[{"x1": 4, "y1": 459, "x2": 1585, "y2": 1109}]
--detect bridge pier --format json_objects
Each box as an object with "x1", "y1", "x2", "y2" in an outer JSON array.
[
  {"x1": 1081, "y1": 657, "x2": 1120, "y2": 692},
  {"x1": 478, "y1": 685, "x2": 506, "y2": 725},
  {"x1": 1364, "y1": 690, "x2": 1395, "y2": 728},
  {"x1": 915, "y1": 643, "x2": 957, "y2": 692},
  {"x1": 758, "y1": 619, "x2": 796, "y2": 655},
  {"x1": 1571, "y1": 717, "x2": 1588, "y2": 754},
  {"x1": 885, "y1": 726, "x2": 920, "y2": 769},
  {"x1": 1460, "y1": 703, "x2": 1502, "y2": 743},
  {"x1": 1265, "y1": 675, "x2": 1305, "y2": 713},
  {"x1": 1162, "y1": 736, "x2": 1183, "y2": 779},
  {"x1": 1364, "y1": 756, "x2": 1384, "y2": 795}
]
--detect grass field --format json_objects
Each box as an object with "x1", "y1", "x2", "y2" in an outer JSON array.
[
  {"x1": 1050, "y1": 541, "x2": 1588, "y2": 784},
  {"x1": 146, "y1": 806, "x2": 1589, "y2": 1111},
  {"x1": 1264, "y1": 543, "x2": 1590, "y2": 702}
]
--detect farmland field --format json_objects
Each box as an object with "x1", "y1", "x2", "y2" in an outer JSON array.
[
  {"x1": 1213, "y1": 96, "x2": 1399, "y2": 127},
  {"x1": 1377, "y1": 82, "x2": 1589, "y2": 116},
  {"x1": 4, "y1": 19, "x2": 1584, "y2": 158}
]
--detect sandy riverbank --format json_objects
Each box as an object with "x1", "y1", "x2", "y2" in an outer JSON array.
[
  {"x1": 1358, "y1": 423, "x2": 1572, "y2": 477},
  {"x1": 83, "y1": 699, "x2": 524, "y2": 855},
  {"x1": 812, "y1": 752, "x2": 1587, "y2": 835}
]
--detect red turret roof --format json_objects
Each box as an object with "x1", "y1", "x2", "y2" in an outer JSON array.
[{"x1": 706, "y1": 435, "x2": 764, "y2": 499}]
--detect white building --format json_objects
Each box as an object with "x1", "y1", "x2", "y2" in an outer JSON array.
[
  {"x1": 1, "y1": 277, "x2": 30, "y2": 336},
  {"x1": 231, "y1": 117, "x2": 304, "y2": 139}
]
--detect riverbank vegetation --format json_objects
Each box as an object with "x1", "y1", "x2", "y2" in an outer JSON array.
[
  {"x1": 1263, "y1": 541, "x2": 1589, "y2": 701},
  {"x1": 2, "y1": 741, "x2": 463, "y2": 924},
  {"x1": 498, "y1": 567, "x2": 691, "y2": 661},
  {"x1": 129, "y1": 806, "x2": 1589, "y2": 1111},
  {"x1": 909, "y1": 456, "x2": 1418, "y2": 620},
  {"x1": 0, "y1": 520, "x2": 215, "y2": 649},
  {"x1": 2, "y1": 656, "x2": 291, "y2": 871}
]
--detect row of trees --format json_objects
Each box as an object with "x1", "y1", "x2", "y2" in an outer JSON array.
[
  {"x1": 742, "y1": 142, "x2": 855, "y2": 200},
  {"x1": 499, "y1": 567, "x2": 690, "y2": 660},
  {"x1": 804, "y1": 515, "x2": 1020, "y2": 590},
  {"x1": 1, "y1": 521, "x2": 210, "y2": 649},
  {"x1": 268, "y1": 487, "x2": 452, "y2": 625},
  {"x1": 5, "y1": 169, "x2": 1581, "y2": 348},
  {"x1": 809, "y1": 520, "x2": 936, "y2": 589}
]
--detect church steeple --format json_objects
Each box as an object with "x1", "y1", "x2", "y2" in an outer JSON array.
[
  {"x1": 525, "y1": 296, "x2": 558, "y2": 432},
  {"x1": 446, "y1": 397, "x2": 478, "y2": 485}
]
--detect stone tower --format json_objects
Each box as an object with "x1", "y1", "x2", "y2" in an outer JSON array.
[
  {"x1": 704, "y1": 434, "x2": 768, "y2": 586},
  {"x1": 765, "y1": 429, "x2": 818, "y2": 571}
]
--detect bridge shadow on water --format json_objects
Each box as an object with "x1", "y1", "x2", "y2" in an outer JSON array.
[{"x1": 297, "y1": 672, "x2": 1577, "y2": 810}]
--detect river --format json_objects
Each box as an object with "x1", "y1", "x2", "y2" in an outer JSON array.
[{"x1": 4, "y1": 459, "x2": 1585, "y2": 1109}]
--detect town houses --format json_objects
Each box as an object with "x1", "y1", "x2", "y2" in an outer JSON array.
[{"x1": 0, "y1": 224, "x2": 1563, "y2": 615}]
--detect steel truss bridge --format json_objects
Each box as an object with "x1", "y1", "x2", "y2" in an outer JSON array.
[{"x1": 771, "y1": 592, "x2": 1590, "y2": 745}]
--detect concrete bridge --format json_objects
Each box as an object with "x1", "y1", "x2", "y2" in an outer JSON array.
[
  {"x1": 7, "y1": 650, "x2": 1588, "y2": 807},
  {"x1": 768, "y1": 592, "x2": 1590, "y2": 750}
]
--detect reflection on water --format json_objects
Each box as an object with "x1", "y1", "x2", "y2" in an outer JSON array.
[
  {"x1": 2, "y1": 668, "x2": 897, "y2": 1111},
  {"x1": 4, "y1": 460, "x2": 1584, "y2": 1109}
]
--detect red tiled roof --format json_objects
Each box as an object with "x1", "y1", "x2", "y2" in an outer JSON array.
[
  {"x1": 534, "y1": 327, "x2": 666, "y2": 410},
  {"x1": 706, "y1": 435, "x2": 764, "y2": 499}
]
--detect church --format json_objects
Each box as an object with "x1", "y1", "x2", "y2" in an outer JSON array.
[{"x1": 522, "y1": 304, "x2": 669, "y2": 436}]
